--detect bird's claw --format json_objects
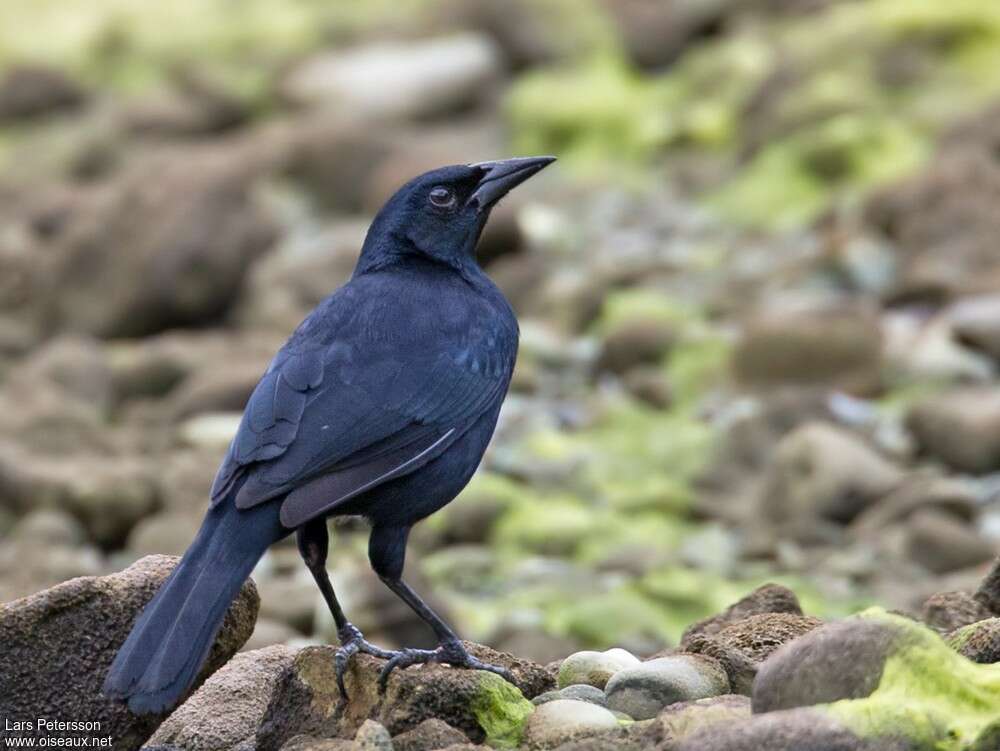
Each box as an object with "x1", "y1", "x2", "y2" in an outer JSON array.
[
  {"x1": 335, "y1": 623, "x2": 396, "y2": 700},
  {"x1": 377, "y1": 639, "x2": 516, "y2": 692}
]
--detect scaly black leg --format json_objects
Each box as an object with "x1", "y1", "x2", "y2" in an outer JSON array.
[
  {"x1": 368, "y1": 524, "x2": 515, "y2": 690},
  {"x1": 296, "y1": 519, "x2": 396, "y2": 697}
]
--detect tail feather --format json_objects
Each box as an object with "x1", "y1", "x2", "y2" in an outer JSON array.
[{"x1": 103, "y1": 499, "x2": 285, "y2": 714}]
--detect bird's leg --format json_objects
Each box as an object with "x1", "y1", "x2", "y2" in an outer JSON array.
[
  {"x1": 368, "y1": 525, "x2": 516, "y2": 691},
  {"x1": 296, "y1": 519, "x2": 395, "y2": 697}
]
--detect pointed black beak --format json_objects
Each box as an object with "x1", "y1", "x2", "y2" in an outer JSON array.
[{"x1": 467, "y1": 156, "x2": 556, "y2": 211}]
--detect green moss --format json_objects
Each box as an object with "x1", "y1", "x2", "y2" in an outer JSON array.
[
  {"x1": 946, "y1": 620, "x2": 987, "y2": 652},
  {"x1": 507, "y1": 0, "x2": 1000, "y2": 229},
  {"x1": 827, "y1": 610, "x2": 1000, "y2": 750},
  {"x1": 0, "y1": 0, "x2": 427, "y2": 95},
  {"x1": 470, "y1": 672, "x2": 535, "y2": 749},
  {"x1": 548, "y1": 586, "x2": 673, "y2": 647},
  {"x1": 493, "y1": 497, "x2": 606, "y2": 557},
  {"x1": 594, "y1": 289, "x2": 702, "y2": 336},
  {"x1": 508, "y1": 55, "x2": 670, "y2": 168}
]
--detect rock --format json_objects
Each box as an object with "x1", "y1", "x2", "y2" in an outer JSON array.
[
  {"x1": 604, "y1": 654, "x2": 729, "y2": 720},
  {"x1": 0, "y1": 536, "x2": 103, "y2": 602},
  {"x1": 521, "y1": 700, "x2": 620, "y2": 749},
  {"x1": 533, "y1": 685, "x2": 607, "y2": 708},
  {"x1": 148, "y1": 645, "x2": 298, "y2": 751},
  {"x1": 178, "y1": 412, "x2": 242, "y2": 451},
  {"x1": 40, "y1": 148, "x2": 277, "y2": 338},
  {"x1": 490, "y1": 625, "x2": 578, "y2": 667},
  {"x1": 638, "y1": 694, "x2": 751, "y2": 748},
  {"x1": 850, "y1": 473, "x2": 978, "y2": 537},
  {"x1": 11, "y1": 335, "x2": 113, "y2": 412},
  {"x1": 974, "y1": 557, "x2": 1000, "y2": 614},
  {"x1": 434, "y1": 0, "x2": 558, "y2": 71},
  {"x1": 603, "y1": 0, "x2": 734, "y2": 70},
  {"x1": 921, "y1": 591, "x2": 993, "y2": 633},
  {"x1": 733, "y1": 303, "x2": 882, "y2": 395},
  {"x1": 752, "y1": 615, "x2": 900, "y2": 713},
  {"x1": 865, "y1": 146, "x2": 1000, "y2": 301},
  {"x1": 280, "y1": 35, "x2": 502, "y2": 121},
  {"x1": 681, "y1": 583, "x2": 804, "y2": 643},
  {"x1": 0, "y1": 453, "x2": 160, "y2": 548},
  {"x1": 0, "y1": 555, "x2": 258, "y2": 751},
  {"x1": 244, "y1": 644, "x2": 548, "y2": 749},
  {"x1": 676, "y1": 708, "x2": 880, "y2": 751},
  {"x1": 950, "y1": 294, "x2": 1000, "y2": 362},
  {"x1": 280, "y1": 737, "x2": 356, "y2": 751},
  {"x1": 756, "y1": 422, "x2": 904, "y2": 530},
  {"x1": 256, "y1": 574, "x2": 320, "y2": 634},
  {"x1": 595, "y1": 319, "x2": 676, "y2": 376},
  {"x1": 234, "y1": 218, "x2": 367, "y2": 331},
  {"x1": 906, "y1": 388, "x2": 1000, "y2": 473},
  {"x1": 557, "y1": 648, "x2": 641, "y2": 690},
  {"x1": 622, "y1": 367, "x2": 673, "y2": 409},
  {"x1": 751, "y1": 610, "x2": 1000, "y2": 749},
  {"x1": 0, "y1": 64, "x2": 86, "y2": 120},
  {"x1": 10, "y1": 507, "x2": 87, "y2": 547},
  {"x1": 392, "y1": 718, "x2": 468, "y2": 751},
  {"x1": 242, "y1": 617, "x2": 300, "y2": 652},
  {"x1": 123, "y1": 73, "x2": 249, "y2": 137},
  {"x1": 948, "y1": 618, "x2": 1000, "y2": 664},
  {"x1": 355, "y1": 720, "x2": 392, "y2": 751},
  {"x1": 278, "y1": 119, "x2": 395, "y2": 214},
  {"x1": 903, "y1": 509, "x2": 996, "y2": 574},
  {"x1": 127, "y1": 511, "x2": 202, "y2": 557},
  {"x1": 167, "y1": 359, "x2": 266, "y2": 420},
  {"x1": 686, "y1": 613, "x2": 822, "y2": 695}
]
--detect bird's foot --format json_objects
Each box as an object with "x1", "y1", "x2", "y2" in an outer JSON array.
[
  {"x1": 335, "y1": 623, "x2": 396, "y2": 699},
  {"x1": 377, "y1": 638, "x2": 515, "y2": 692}
]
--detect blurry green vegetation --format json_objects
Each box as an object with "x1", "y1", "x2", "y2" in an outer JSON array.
[
  {"x1": 509, "y1": 0, "x2": 1000, "y2": 229},
  {"x1": 829, "y1": 611, "x2": 1000, "y2": 750},
  {"x1": 0, "y1": 0, "x2": 428, "y2": 101}
]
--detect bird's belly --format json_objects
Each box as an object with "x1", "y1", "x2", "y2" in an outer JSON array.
[{"x1": 330, "y1": 405, "x2": 501, "y2": 528}]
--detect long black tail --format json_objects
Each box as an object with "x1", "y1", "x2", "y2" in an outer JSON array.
[{"x1": 103, "y1": 499, "x2": 285, "y2": 714}]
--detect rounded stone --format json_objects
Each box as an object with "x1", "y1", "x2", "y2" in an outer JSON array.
[
  {"x1": 558, "y1": 648, "x2": 641, "y2": 689},
  {"x1": 522, "y1": 699, "x2": 620, "y2": 748},
  {"x1": 605, "y1": 654, "x2": 730, "y2": 720}
]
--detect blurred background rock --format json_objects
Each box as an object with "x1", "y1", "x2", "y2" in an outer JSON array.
[{"x1": 1, "y1": 0, "x2": 998, "y2": 662}]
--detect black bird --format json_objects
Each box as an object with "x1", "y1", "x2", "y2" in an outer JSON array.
[{"x1": 102, "y1": 156, "x2": 555, "y2": 714}]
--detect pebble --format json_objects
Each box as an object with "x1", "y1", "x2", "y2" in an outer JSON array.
[
  {"x1": 558, "y1": 647, "x2": 641, "y2": 689},
  {"x1": 605, "y1": 654, "x2": 730, "y2": 720},
  {"x1": 522, "y1": 699, "x2": 621, "y2": 748}
]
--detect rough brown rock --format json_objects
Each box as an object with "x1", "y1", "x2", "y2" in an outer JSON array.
[
  {"x1": 392, "y1": 718, "x2": 469, "y2": 751},
  {"x1": 903, "y1": 509, "x2": 996, "y2": 575},
  {"x1": 733, "y1": 304, "x2": 882, "y2": 395},
  {"x1": 148, "y1": 645, "x2": 298, "y2": 750},
  {"x1": 233, "y1": 643, "x2": 551, "y2": 749},
  {"x1": 683, "y1": 613, "x2": 821, "y2": 696},
  {"x1": 921, "y1": 591, "x2": 993, "y2": 633},
  {"x1": 906, "y1": 388, "x2": 1000, "y2": 473},
  {"x1": 865, "y1": 144, "x2": 1000, "y2": 302},
  {"x1": 752, "y1": 618, "x2": 901, "y2": 713},
  {"x1": 0, "y1": 555, "x2": 258, "y2": 751},
  {"x1": 677, "y1": 708, "x2": 896, "y2": 751},
  {"x1": 0, "y1": 64, "x2": 86, "y2": 120},
  {"x1": 682, "y1": 583, "x2": 804, "y2": 644},
  {"x1": 638, "y1": 694, "x2": 751, "y2": 748},
  {"x1": 948, "y1": 618, "x2": 1000, "y2": 664},
  {"x1": 39, "y1": 148, "x2": 278, "y2": 338},
  {"x1": 755, "y1": 422, "x2": 904, "y2": 531}
]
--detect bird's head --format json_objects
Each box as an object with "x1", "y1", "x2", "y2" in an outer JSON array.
[{"x1": 357, "y1": 156, "x2": 555, "y2": 274}]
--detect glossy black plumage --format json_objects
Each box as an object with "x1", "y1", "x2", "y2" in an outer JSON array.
[{"x1": 103, "y1": 156, "x2": 554, "y2": 713}]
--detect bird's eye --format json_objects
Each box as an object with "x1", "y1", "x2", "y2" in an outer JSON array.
[{"x1": 428, "y1": 186, "x2": 455, "y2": 208}]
